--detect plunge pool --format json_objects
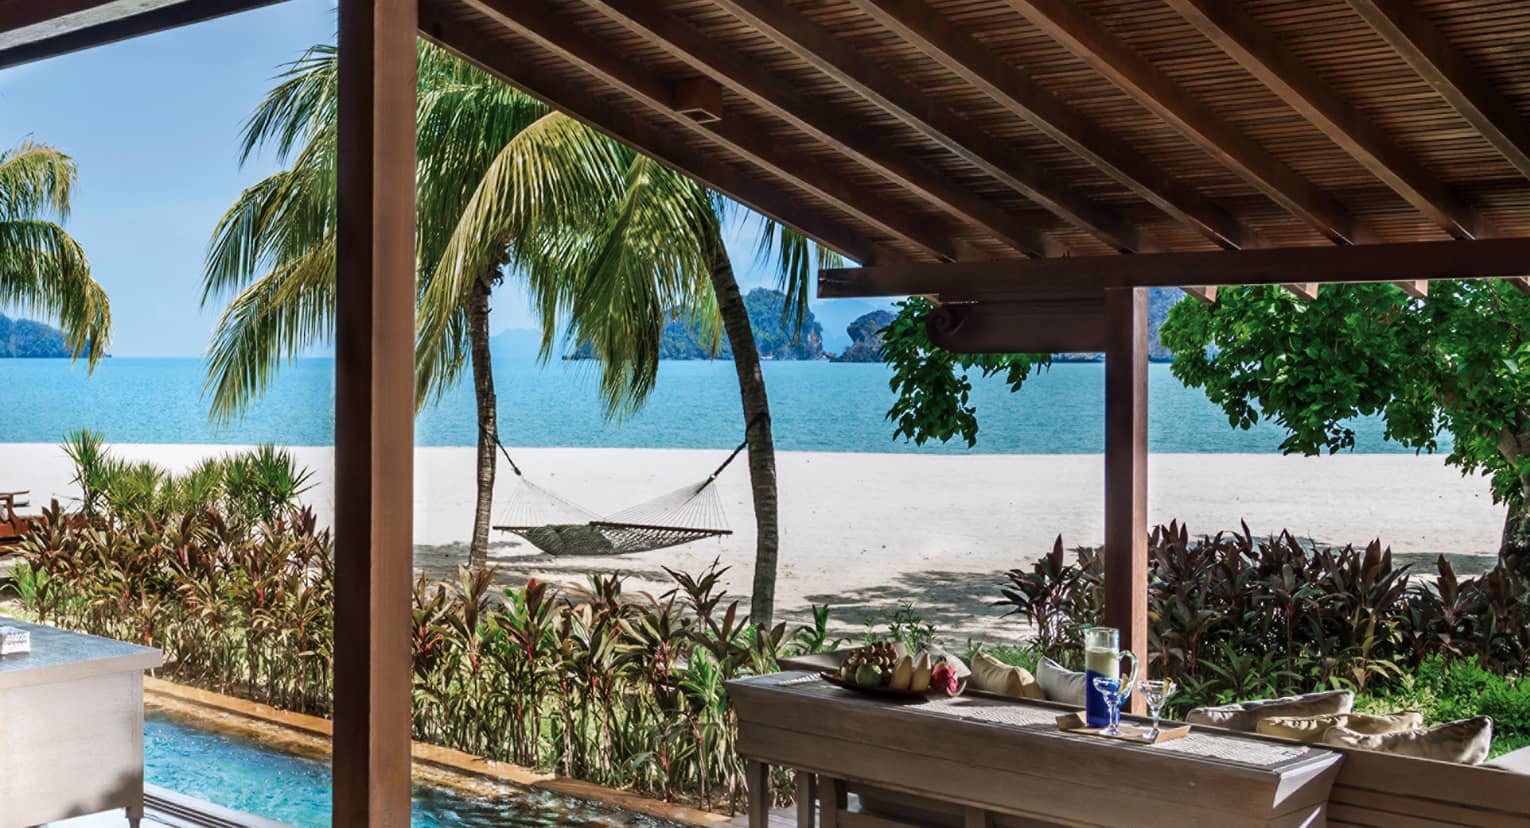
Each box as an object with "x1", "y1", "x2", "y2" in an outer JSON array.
[{"x1": 144, "y1": 711, "x2": 676, "y2": 827}]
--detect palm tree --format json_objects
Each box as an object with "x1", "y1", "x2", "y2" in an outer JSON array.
[
  {"x1": 208, "y1": 40, "x2": 836, "y2": 624},
  {"x1": 0, "y1": 141, "x2": 111, "y2": 365},
  {"x1": 563, "y1": 184, "x2": 838, "y2": 626},
  {"x1": 202, "y1": 44, "x2": 714, "y2": 568}
]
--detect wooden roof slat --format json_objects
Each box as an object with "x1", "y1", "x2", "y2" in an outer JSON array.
[
  {"x1": 582, "y1": 0, "x2": 1055, "y2": 258},
  {"x1": 844, "y1": 0, "x2": 1263, "y2": 254},
  {"x1": 706, "y1": 0, "x2": 1144, "y2": 254},
  {"x1": 420, "y1": 3, "x2": 898, "y2": 265},
  {"x1": 1164, "y1": 0, "x2": 1487, "y2": 246},
  {"x1": 458, "y1": 0, "x2": 963, "y2": 262},
  {"x1": 1343, "y1": 0, "x2": 1530, "y2": 185},
  {"x1": 1002, "y1": 0, "x2": 1371, "y2": 248}
]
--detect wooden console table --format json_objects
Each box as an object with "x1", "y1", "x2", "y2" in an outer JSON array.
[
  {"x1": 0, "y1": 620, "x2": 162, "y2": 828},
  {"x1": 727, "y1": 671, "x2": 1344, "y2": 828}
]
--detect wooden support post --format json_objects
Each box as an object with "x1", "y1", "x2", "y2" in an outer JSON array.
[
  {"x1": 796, "y1": 772, "x2": 817, "y2": 827},
  {"x1": 333, "y1": 0, "x2": 416, "y2": 825},
  {"x1": 1103, "y1": 288, "x2": 1148, "y2": 713},
  {"x1": 747, "y1": 759, "x2": 772, "y2": 827},
  {"x1": 821, "y1": 778, "x2": 847, "y2": 828}
]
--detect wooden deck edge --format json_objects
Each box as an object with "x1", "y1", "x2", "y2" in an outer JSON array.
[{"x1": 143, "y1": 675, "x2": 731, "y2": 825}]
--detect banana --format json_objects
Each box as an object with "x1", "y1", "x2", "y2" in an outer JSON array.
[
  {"x1": 910, "y1": 653, "x2": 932, "y2": 692},
  {"x1": 890, "y1": 654, "x2": 914, "y2": 691}
]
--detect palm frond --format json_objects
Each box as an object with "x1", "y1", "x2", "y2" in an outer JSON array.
[
  {"x1": 0, "y1": 217, "x2": 110, "y2": 365},
  {"x1": 203, "y1": 240, "x2": 336, "y2": 422},
  {"x1": 525, "y1": 155, "x2": 718, "y2": 417},
  {"x1": 0, "y1": 142, "x2": 76, "y2": 222},
  {"x1": 754, "y1": 214, "x2": 845, "y2": 335},
  {"x1": 239, "y1": 44, "x2": 339, "y2": 165}
]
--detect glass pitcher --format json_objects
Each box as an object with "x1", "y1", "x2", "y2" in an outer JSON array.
[{"x1": 1083, "y1": 626, "x2": 1138, "y2": 728}]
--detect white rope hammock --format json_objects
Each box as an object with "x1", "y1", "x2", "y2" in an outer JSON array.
[{"x1": 492, "y1": 415, "x2": 761, "y2": 557}]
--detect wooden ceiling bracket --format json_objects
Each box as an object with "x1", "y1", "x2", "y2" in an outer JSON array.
[{"x1": 672, "y1": 76, "x2": 722, "y2": 124}]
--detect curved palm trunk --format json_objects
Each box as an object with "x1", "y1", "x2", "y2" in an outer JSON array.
[
  {"x1": 468, "y1": 272, "x2": 498, "y2": 569},
  {"x1": 705, "y1": 229, "x2": 779, "y2": 627}
]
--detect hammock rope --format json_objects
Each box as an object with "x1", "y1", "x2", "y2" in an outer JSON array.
[{"x1": 492, "y1": 414, "x2": 764, "y2": 556}]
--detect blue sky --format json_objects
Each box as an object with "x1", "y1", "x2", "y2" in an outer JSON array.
[{"x1": 0, "y1": 0, "x2": 887, "y2": 357}]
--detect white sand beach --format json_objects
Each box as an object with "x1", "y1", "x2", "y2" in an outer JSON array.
[{"x1": 0, "y1": 442, "x2": 1507, "y2": 641}]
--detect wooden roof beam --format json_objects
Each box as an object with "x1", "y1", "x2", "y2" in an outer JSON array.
[
  {"x1": 819, "y1": 237, "x2": 1530, "y2": 299},
  {"x1": 0, "y1": 0, "x2": 283, "y2": 70},
  {"x1": 845, "y1": 0, "x2": 1259, "y2": 254},
  {"x1": 456, "y1": 0, "x2": 964, "y2": 262},
  {"x1": 582, "y1": 0, "x2": 1056, "y2": 258},
  {"x1": 1345, "y1": 0, "x2": 1530, "y2": 183},
  {"x1": 1164, "y1": 0, "x2": 1487, "y2": 244},
  {"x1": 1001, "y1": 0, "x2": 1367, "y2": 250},
  {"x1": 420, "y1": 6, "x2": 896, "y2": 266},
  {"x1": 706, "y1": 0, "x2": 1143, "y2": 254}
]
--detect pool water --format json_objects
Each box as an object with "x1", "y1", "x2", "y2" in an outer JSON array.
[{"x1": 144, "y1": 712, "x2": 671, "y2": 827}]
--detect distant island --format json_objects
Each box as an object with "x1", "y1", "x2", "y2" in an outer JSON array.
[
  {"x1": 546, "y1": 286, "x2": 1186, "y2": 363},
  {"x1": 0, "y1": 314, "x2": 76, "y2": 358}
]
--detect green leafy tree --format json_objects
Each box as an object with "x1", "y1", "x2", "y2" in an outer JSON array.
[
  {"x1": 880, "y1": 297, "x2": 1048, "y2": 446},
  {"x1": 0, "y1": 141, "x2": 110, "y2": 364},
  {"x1": 882, "y1": 284, "x2": 1530, "y2": 576},
  {"x1": 1161, "y1": 282, "x2": 1530, "y2": 574}
]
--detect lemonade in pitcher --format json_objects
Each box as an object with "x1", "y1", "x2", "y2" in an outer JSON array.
[{"x1": 1083, "y1": 626, "x2": 1138, "y2": 728}]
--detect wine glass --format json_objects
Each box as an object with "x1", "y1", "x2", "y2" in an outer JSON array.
[
  {"x1": 1137, "y1": 678, "x2": 1177, "y2": 741},
  {"x1": 1090, "y1": 676, "x2": 1124, "y2": 736}
]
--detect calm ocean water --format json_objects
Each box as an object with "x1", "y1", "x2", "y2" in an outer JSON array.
[{"x1": 0, "y1": 357, "x2": 1421, "y2": 454}]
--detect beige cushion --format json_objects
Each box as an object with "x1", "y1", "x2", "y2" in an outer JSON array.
[
  {"x1": 969, "y1": 652, "x2": 1045, "y2": 700},
  {"x1": 1036, "y1": 657, "x2": 1087, "y2": 706},
  {"x1": 1485, "y1": 746, "x2": 1530, "y2": 774},
  {"x1": 1186, "y1": 690, "x2": 1353, "y2": 733},
  {"x1": 1256, "y1": 711, "x2": 1423, "y2": 743},
  {"x1": 1323, "y1": 716, "x2": 1494, "y2": 765}
]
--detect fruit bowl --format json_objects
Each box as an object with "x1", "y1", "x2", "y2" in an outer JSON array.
[
  {"x1": 820, "y1": 642, "x2": 966, "y2": 700},
  {"x1": 820, "y1": 670, "x2": 966, "y2": 700}
]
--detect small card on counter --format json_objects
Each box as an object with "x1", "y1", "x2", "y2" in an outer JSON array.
[{"x1": 0, "y1": 625, "x2": 31, "y2": 655}]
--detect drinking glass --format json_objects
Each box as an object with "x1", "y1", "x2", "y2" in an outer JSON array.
[
  {"x1": 1090, "y1": 676, "x2": 1124, "y2": 736},
  {"x1": 1138, "y1": 678, "x2": 1177, "y2": 741}
]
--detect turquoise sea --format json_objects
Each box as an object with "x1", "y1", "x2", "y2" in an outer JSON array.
[{"x1": 0, "y1": 357, "x2": 1421, "y2": 453}]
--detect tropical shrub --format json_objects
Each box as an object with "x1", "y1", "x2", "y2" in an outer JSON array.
[
  {"x1": 10, "y1": 438, "x2": 828, "y2": 810},
  {"x1": 997, "y1": 521, "x2": 1530, "y2": 712}
]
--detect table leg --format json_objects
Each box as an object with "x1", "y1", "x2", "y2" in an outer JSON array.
[
  {"x1": 127, "y1": 803, "x2": 144, "y2": 828},
  {"x1": 821, "y1": 777, "x2": 846, "y2": 828},
  {"x1": 747, "y1": 760, "x2": 771, "y2": 828},
  {"x1": 796, "y1": 772, "x2": 817, "y2": 827}
]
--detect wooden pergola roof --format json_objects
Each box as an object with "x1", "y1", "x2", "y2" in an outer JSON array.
[
  {"x1": 411, "y1": 0, "x2": 1530, "y2": 299},
  {"x1": 5, "y1": 2, "x2": 1530, "y2": 824}
]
